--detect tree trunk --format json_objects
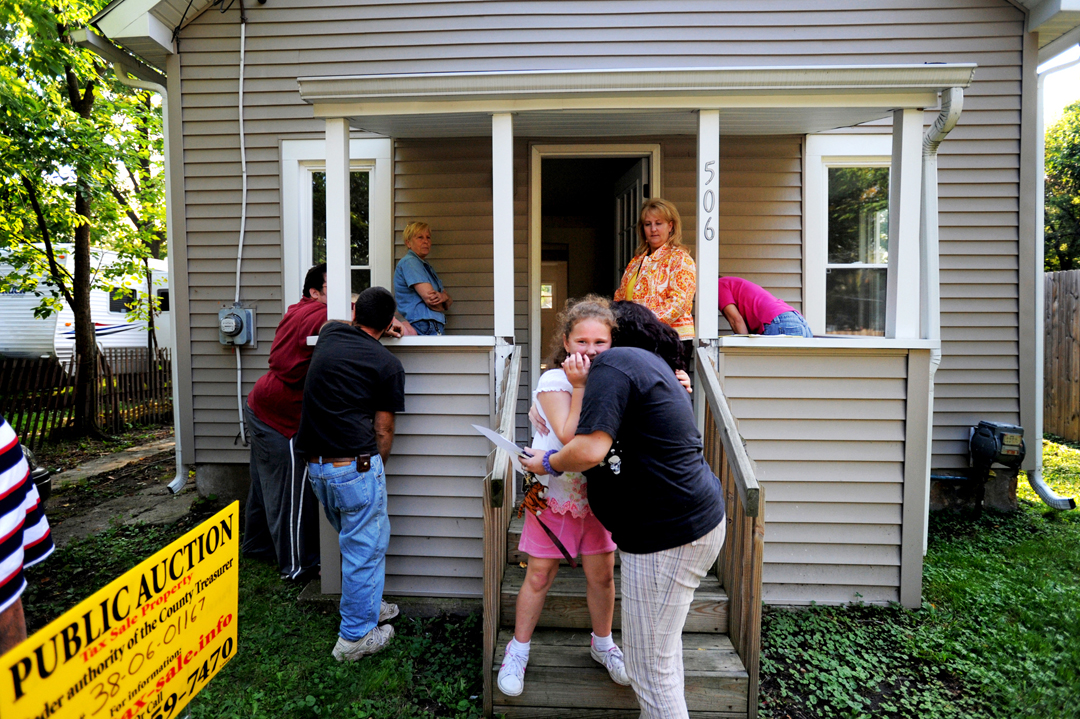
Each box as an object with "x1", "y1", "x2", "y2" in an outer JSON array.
[
  {"x1": 145, "y1": 256, "x2": 158, "y2": 365},
  {"x1": 72, "y1": 188, "x2": 99, "y2": 435}
]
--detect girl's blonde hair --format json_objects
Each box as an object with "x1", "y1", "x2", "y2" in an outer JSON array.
[
  {"x1": 634, "y1": 198, "x2": 684, "y2": 255},
  {"x1": 548, "y1": 294, "x2": 617, "y2": 367},
  {"x1": 403, "y1": 221, "x2": 431, "y2": 246}
]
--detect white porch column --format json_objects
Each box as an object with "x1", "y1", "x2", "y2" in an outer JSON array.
[
  {"x1": 325, "y1": 117, "x2": 351, "y2": 321},
  {"x1": 492, "y1": 113, "x2": 515, "y2": 339},
  {"x1": 696, "y1": 110, "x2": 720, "y2": 340},
  {"x1": 885, "y1": 108, "x2": 923, "y2": 339}
]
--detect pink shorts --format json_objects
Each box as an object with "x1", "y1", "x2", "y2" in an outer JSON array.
[{"x1": 518, "y1": 509, "x2": 616, "y2": 559}]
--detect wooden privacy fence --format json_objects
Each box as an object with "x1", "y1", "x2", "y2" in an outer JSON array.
[
  {"x1": 697, "y1": 346, "x2": 765, "y2": 719},
  {"x1": 0, "y1": 348, "x2": 172, "y2": 450},
  {"x1": 1046, "y1": 270, "x2": 1080, "y2": 443}
]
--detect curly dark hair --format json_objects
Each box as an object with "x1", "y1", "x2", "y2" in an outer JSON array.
[{"x1": 612, "y1": 301, "x2": 686, "y2": 372}]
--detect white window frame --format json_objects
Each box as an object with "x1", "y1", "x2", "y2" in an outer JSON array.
[
  {"x1": 803, "y1": 134, "x2": 892, "y2": 336},
  {"x1": 281, "y1": 138, "x2": 392, "y2": 308}
]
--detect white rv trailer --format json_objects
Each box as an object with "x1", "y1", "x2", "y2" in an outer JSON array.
[{"x1": 0, "y1": 249, "x2": 171, "y2": 364}]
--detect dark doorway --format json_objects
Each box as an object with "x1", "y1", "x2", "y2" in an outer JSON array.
[{"x1": 539, "y1": 157, "x2": 647, "y2": 362}]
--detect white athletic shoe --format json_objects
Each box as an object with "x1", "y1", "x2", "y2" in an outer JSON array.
[
  {"x1": 591, "y1": 641, "x2": 631, "y2": 686},
  {"x1": 379, "y1": 599, "x2": 399, "y2": 623},
  {"x1": 332, "y1": 624, "x2": 394, "y2": 662},
  {"x1": 497, "y1": 642, "x2": 529, "y2": 696}
]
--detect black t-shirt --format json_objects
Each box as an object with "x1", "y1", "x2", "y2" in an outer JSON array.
[
  {"x1": 576, "y1": 347, "x2": 725, "y2": 554},
  {"x1": 295, "y1": 322, "x2": 406, "y2": 457}
]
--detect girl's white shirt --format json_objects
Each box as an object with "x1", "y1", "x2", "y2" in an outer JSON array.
[{"x1": 532, "y1": 368, "x2": 591, "y2": 518}]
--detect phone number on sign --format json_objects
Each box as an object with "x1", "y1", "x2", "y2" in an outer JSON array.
[{"x1": 104, "y1": 612, "x2": 234, "y2": 719}]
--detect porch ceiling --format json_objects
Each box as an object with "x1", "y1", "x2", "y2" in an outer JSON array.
[
  {"x1": 334, "y1": 107, "x2": 908, "y2": 138},
  {"x1": 299, "y1": 64, "x2": 976, "y2": 139}
]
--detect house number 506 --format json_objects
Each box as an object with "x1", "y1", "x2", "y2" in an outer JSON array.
[{"x1": 702, "y1": 160, "x2": 716, "y2": 242}]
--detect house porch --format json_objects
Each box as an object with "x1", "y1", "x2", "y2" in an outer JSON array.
[{"x1": 297, "y1": 63, "x2": 971, "y2": 717}]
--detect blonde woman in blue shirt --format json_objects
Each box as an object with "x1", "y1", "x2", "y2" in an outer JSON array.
[{"x1": 393, "y1": 222, "x2": 453, "y2": 335}]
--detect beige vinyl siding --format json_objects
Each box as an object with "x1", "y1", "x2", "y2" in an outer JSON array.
[
  {"x1": 391, "y1": 138, "x2": 532, "y2": 440},
  {"x1": 383, "y1": 346, "x2": 492, "y2": 598},
  {"x1": 808, "y1": 15, "x2": 1024, "y2": 469},
  {"x1": 177, "y1": 0, "x2": 1023, "y2": 469},
  {"x1": 716, "y1": 136, "x2": 804, "y2": 325},
  {"x1": 719, "y1": 349, "x2": 910, "y2": 605}
]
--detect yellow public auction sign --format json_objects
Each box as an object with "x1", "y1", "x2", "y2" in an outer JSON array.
[{"x1": 1, "y1": 502, "x2": 240, "y2": 719}]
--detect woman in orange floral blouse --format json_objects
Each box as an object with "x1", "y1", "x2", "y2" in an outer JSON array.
[{"x1": 614, "y1": 198, "x2": 696, "y2": 359}]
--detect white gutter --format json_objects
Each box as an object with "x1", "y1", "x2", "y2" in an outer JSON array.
[
  {"x1": 1029, "y1": 49, "x2": 1080, "y2": 510},
  {"x1": 920, "y1": 87, "x2": 964, "y2": 552},
  {"x1": 72, "y1": 27, "x2": 187, "y2": 494}
]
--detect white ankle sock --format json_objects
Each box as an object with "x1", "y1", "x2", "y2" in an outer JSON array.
[
  {"x1": 592, "y1": 632, "x2": 615, "y2": 651},
  {"x1": 508, "y1": 637, "x2": 531, "y2": 657}
]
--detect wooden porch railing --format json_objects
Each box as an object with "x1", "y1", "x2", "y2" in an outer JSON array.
[
  {"x1": 482, "y1": 345, "x2": 520, "y2": 717},
  {"x1": 697, "y1": 347, "x2": 765, "y2": 719}
]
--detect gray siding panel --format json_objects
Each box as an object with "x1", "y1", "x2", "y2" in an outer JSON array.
[
  {"x1": 383, "y1": 347, "x2": 492, "y2": 597},
  {"x1": 720, "y1": 348, "x2": 910, "y2": 605},
  {"x1": 178, "y1": 0, "x2": 1023, "y2": 470}
]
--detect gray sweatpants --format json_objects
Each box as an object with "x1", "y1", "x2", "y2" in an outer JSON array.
[
  {"x1": 242, "y1": 401, "x2": 320, "y2": 579},
  {"x1": 619, "y1": 521, "x2": 726, "y2": 719}
]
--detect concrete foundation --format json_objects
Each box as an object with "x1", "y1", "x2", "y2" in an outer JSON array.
[
  {"x1": 297, "y1": 582, "x2": 481, "y2": 618},
  {"x1": 195, "y1": 462, "x2": 250, "y2": 503},
  {"x1": 929, "y1": 467, "x2": 1019, "y2": 513}
]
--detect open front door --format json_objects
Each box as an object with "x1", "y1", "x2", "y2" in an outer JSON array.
[
  {"x1": 539, "y1": 260, "x2": 568, "y2": 368},
  {"x1": 612, "y1": 158, "x2": 649, "y2": 288}
]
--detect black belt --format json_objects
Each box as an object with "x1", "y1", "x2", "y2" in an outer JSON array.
[{"x1": 309, "y1": 454, "x2": 371, "y2": 471}]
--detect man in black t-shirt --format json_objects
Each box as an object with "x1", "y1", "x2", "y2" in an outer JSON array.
[
  {"x1": 522, "y1": 345, "x2": 725, "y2": 719},
  {"x1": 296, "y1": 287, "x2": 406, "y2": 662}
]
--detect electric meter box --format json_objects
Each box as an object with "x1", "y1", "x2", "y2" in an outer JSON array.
[
  {"x1": 969, "y1": 420, "x2": 1025, "y2": 470},
  {"x1": 218, "y1": 305, "x2": 256, "y2": 347}
]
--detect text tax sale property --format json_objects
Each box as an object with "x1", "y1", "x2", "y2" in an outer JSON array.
[{"x1": 1, "y1": 503, "x2": 240, "y2": 719}]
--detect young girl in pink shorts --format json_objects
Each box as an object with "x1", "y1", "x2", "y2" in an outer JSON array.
[{"x1": 497, "y1": 295, "x2": 630, "y2": 697}]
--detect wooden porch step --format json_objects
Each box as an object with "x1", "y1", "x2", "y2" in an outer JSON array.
[
  {"x1": 508, "y1": 516, "x2": 622, "y2": 566},
  {"x1": 500, "y1": 566, "x2": 728, "y2": 634},
  {"x1": 492, "y1": 628, "x2": 748, "y2": 717}
]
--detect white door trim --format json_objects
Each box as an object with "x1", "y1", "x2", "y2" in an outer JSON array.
[{"x1": 528, "y1": 143, "x2": 662, "y2": 389}]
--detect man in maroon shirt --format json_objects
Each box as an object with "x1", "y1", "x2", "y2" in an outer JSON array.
[{"x1": 243, "y1": 264, "x2": 331, "y2": 580}]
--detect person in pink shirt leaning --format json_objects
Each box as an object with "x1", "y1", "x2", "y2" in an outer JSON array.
[{"x1": 718, "y1": 276, "x2": 813, "y2": 337}]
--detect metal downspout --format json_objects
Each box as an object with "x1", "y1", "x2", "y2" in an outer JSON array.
[
  {"x1": 1028, "y1": 53, "x2": 1080, "y2": 510},
  {"x1": 921, "y1": 87, "x2": 963, "y2": 552},
  {"x1": 112, "y1": 65, "x2": 187, "y2": 495}
]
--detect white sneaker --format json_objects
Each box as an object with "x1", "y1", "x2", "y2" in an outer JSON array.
[
  {"x1": 379, "y1": 599, "x2": 399, "y2": 623},
  {"x1": 497, "y1": 642, "x2": 529, "y2": 696},
  {"x1": 332, "y1": 624, "x2": 395, "y2": 662},
  {"x1": 591, "y1": 641, "x2": 631, "y2": 686}
]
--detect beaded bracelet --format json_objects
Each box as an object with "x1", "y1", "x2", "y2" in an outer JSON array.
[{"x1": 542, "y1": 449, "x2": 562, "y2": 477}]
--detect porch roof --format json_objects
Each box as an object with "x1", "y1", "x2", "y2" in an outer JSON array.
[
  {"x1": 87, "y1": 0, "x2": 1080, "y2": 71},
  {"x1": 298, "y1": 64, "x2": 976, "y2": 138}
]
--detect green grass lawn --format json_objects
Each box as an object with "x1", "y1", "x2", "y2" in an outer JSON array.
[
  {"x1": 26, "y1": 435, "x2": 1080, "y2": 718},
  {"x1": 759, "y1": 435, "x2": 1080, "y2": 719},
  {"x1": 186, "y1": 561, "x2": 483, "y2": 719},
  {"x1": 24, "y1": 502, "x2": 484, "y2": 719}
]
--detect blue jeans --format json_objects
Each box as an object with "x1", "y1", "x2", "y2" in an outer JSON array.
[
  {"x1": 307, "y1": 455, "x2": 389, "y2": 641},
  {"x1": 762, "y1": 311, "x2": 813, "y2": 337},
  {"x1": 411, "y1": 319, "x2": 444, "y2": 336}
]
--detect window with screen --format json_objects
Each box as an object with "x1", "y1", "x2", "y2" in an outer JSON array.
[
  {"x1": 311, "y1": 170, "x2": 371, "y2": 297},
  {"x1": 825, "y1": 166, "x2": 889, "y2": 336}
]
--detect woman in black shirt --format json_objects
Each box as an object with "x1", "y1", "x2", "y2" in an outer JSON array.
[{"x1": 522, "y1": 302, "x2": 725, "y2": 719}]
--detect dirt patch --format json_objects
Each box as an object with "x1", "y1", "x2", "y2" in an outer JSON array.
[
  {"x1": 46, "y1": 451, "x2": 177, "y2": 526},
  {"x1": 31, "y1": 425, "x2": 174, "y2": 473}
]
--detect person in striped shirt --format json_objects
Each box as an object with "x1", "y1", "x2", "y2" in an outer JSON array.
[{"x1": 0, "y1": 415, "x2": 53, "y2": 654}]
